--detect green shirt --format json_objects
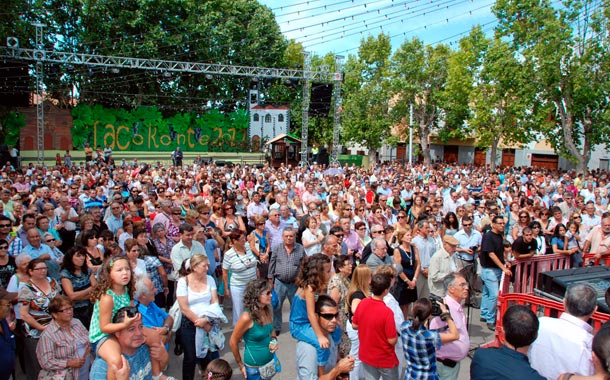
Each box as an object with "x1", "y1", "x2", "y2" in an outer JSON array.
[
  {"x1": 89, "y1": 288, "x2": 131, "y2": 343},
  {"x1": 243, "y1": 319, "x2": 274, "y2": 366}
]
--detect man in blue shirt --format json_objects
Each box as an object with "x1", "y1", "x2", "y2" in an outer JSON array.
[
  {"x1": 471, "y1": 305, "x2": 545, "y2": 380},
  {"x1": 90, "y1": 306, "x2": 169, "y2": 380},
  {"x1": 135, "y1": 277, "x2": 173, "y2": 350}
]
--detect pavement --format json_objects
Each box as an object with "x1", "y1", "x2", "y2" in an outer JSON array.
[
  {"x1": 14, "y1": 295, "x2": 496, "y2": 380},
  {"x1": 161, "y1": 296, "x2": 496, "y2": 380}
]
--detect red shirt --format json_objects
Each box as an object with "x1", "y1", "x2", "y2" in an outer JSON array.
[{"x1": 352, "y1": 297, "x2": 398, "y2": 368}]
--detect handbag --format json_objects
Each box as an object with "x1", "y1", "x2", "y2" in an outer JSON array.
[
  {"x1": 247, "y1": 348, "x2": 281, "y2": 380},
  {"x1": 168, "y1": 300, "x2": 182, "y2": 332}
]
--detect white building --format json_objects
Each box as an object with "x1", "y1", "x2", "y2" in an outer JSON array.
[{"x1": 248, "y1": 89, "x2": 290, "y2": 151}]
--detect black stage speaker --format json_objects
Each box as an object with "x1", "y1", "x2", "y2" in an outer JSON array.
[
  {"x1": 537, "y1": 266, "x2": 610, "y2": 313},
  {"x1": 309, "y1": 83, "x2": 332, "y2": 117}
]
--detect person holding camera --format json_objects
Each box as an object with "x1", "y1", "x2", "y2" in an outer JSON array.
[
  {"x1": 400, "y1": 296, "x2": 459, "y2": 380},
  {"x1": 429, "y1": 273, "x2": 471, "y2": 380}
]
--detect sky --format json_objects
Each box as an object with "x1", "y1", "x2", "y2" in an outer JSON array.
[{"x1": 258, "y1": 0, "x2": 499, "y2": 56}]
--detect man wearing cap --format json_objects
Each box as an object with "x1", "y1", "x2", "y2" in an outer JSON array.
[
  {"x1": 0, "y1": 286, "x2": 17, "y2": 380},
  {"x1": 428, "y1": 235, "x2": 459, "y2": 297}
]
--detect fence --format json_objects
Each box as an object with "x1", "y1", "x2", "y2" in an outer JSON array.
[{"x1": 484, "y1": 253, "x2": 608, "y2": 348}]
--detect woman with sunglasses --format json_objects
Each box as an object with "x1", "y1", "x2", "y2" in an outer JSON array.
[
  {"x1": 229, "y1": 279, "x2": 277, "y2": 380},
  {"x1": 60, "y1": 246, "x2": 96, "y2": 328},
  {"x1": 0, "y1": 239, "x2": 16, "y2": 289},
  {"x1": 36, "y1": 295, "x2": 90, "y2": 380},
  {"x1": 80, "y1": 230, "x2": 103, "y2": 273},
  {"x1": 220, "y1": 201, "x2": 245, "y2": 239},
  {"x1": 511, "y1": 210, "x2": 531, "y2": 244}
]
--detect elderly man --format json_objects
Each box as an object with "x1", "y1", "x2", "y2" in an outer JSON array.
[
  {"x1": 471, "y1": 305, "x2": 545, "y2": 380},
  {"x1": 296, "y1": 295, "x2": 355, "y2": 380},
  {"x1": 428, "y1": 235, "x2": 459, "y2": 297},
  {"x1": 365, "y1": 237, "x2": 394, "y2": 273},
  {"x1": 89, "y1": 306, "x2": 169, "y2": 380},
  {"x1": 529, "y1": 283, "x2": 598, "y2": 380},
  {"x1": 135, "y1": 277, "x2": 173, "y2": 350},
  {"x1": 429, "y1": 273, "x2": 470, "y2": 380},
  {"x1": 265, "y1": 209, "x2": 285, "y2": 250},
  {"x1": 268, "y1": 227, "x2": 306, "y2": 335},
  {"x1": 583, "y1": 213, "x2": 610, "y2": 260},
  {"x1": 105, "y1": 201, "x2": 125, "y2": 235}
]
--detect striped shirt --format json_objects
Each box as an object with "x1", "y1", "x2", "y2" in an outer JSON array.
[{"x1": 36, "y1": 318, "x2": 89, "y2": 380}]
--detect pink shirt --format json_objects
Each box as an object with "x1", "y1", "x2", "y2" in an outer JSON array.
[{"x1": 429, "y1": 295, "x2": 470, "y2": 361}]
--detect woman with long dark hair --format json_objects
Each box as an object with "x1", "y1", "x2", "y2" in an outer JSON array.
[
  {"x1": 229, "y1": 279, "x2": 277, "y2": 379},
  {"x1": 60, "y1": 246, "x2": 96, "y2": 327}
]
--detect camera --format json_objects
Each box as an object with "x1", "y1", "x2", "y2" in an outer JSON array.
[
  {"x1": 470, "y1": 246, "x2": 478, "y2": 255},
  {"x1": 429, "y1": 293, "x2": 446, "y2": 317}
]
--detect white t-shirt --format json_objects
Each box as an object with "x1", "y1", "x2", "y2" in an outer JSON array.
[{"x1": 176, "y1": 275, "x2": 216, "y2": 317}]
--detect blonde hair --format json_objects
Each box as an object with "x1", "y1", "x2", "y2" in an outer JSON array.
[{"x1": 346, "y1": 264, "x2": 371, "y2": 311}]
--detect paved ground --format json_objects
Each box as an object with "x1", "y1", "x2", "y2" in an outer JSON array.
[
  {"x1": 161, "y1": 296, "x2": 496, "y2": 380},
  {"x1": 14, "y1": 295, "x2": 496, "y2": 380}
]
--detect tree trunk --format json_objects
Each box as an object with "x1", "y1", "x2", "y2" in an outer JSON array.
[
  {"x1": 419, "y1": 121, "x2": 431, "y2": 165},
  {"x1": 556, "y1": 99, "x2": 590, "y2": 174},
  {"x1": 490, "y1": 135, "x2": 500, "y2": 172},
  {"x1": 368, "y1": 149, "x2": 377, "y2": 169}
]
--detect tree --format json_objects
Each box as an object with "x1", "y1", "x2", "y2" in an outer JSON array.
[
  {"x1": 494, "y1": 0, "x2": 610, "y2": 173},
  {"x1": 390, "y1": 38, "x2": 452, "y2": 165},
  {"x1": 341, "y1": 34, "x2": 392, "y2": 166},
  {"x1": 445, "y1": 27, "x2": 536, "y2": 171},
  {"x1": 28, "y1": 0, "x2": 288, "y2": 113}
]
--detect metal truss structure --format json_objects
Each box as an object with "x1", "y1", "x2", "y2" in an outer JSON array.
[{"x1": 2, "y1": 36, "x2": 343, "y2": 166}]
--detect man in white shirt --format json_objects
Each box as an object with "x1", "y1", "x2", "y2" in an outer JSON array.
[
  {"x1": 581, "y1": 201, "x2": 601, "y2": 235},
  {"x1": 528, "y1": 283, "x2": 597, "y2": 380}
]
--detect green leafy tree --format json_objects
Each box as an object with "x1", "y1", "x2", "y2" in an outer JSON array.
[
  {"x1": 390, "y1": 38, "x2": 452, "y2": 165},
  {"x1": 445, "y1": 27, "x2": 536, "y2": 170},
  {"x1": 341, "y1": 34, "x2": 392, "y2": 166},
  {"x1": 494, "y1": 0, "x2": 610, "y2": 173}
]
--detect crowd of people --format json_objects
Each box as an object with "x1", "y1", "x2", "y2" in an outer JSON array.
[{"x1": 1, "y1": 155, "x2": 610, "y2": 380}]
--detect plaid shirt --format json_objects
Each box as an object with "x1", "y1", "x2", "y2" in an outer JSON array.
[
  {"x1": 400, "y1": 320, "x2": 442, "y2": 380},
  {"x1": 268, "y1": 243, "x2": 305, "y2": 283}
]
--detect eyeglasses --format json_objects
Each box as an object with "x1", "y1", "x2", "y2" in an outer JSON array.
[
  {"x1": 462, "y1": 224, "x2": 472, "y2": 227},
  {"x1": 256, "y1": 222, "x2": 265, "y2": 226},
  {"x1": 371, "y1": 230, "x2": 383, "y2": 234},
  {"x1": 111, "y1": 206, "x2": 121, "y2": 209},
  {"x1": 32, "y1": 267, "x2": 47, "y2": 271},
  {"x1": 572, "y1": 215, "x2": 582, "y2": 219},
  {"x1": 0, "y1": 224, "x2": 11, "y2": 228},
  {"x1": 358, "y1": 209, "x2": 364, "y2": 212},
  {"x1": 45, "y1": 239, "x2": 55, "y2": 243},
  {"x1": 333, "y1": 234, "x2": 344, "y2": 238},
  {"x1": 357, "y1": 227, "x2": 366, "y2": 231},
  {"x1": 519, "y1": 215, "x2": 528, "y2": 219},
  {"x1": 263, "y1": 290, "x2": 272, "y2": 296},
  {"x1": 319, "y1": 313, "x2": 340, "y2": 321},
  {"x1": 57, "y1": 306, "x2": 73, "y2": 313}
]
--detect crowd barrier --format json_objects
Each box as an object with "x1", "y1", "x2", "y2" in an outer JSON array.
[
  {"x1": 583, "y1": 253, "x2": 610, "y2": 266},
  {"x1": 483, "y1": 253, "x2": 608, "y2": 348}
]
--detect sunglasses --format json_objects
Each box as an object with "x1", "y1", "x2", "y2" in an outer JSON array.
[
  {"x1": 0, "y1": 224, "x2": 11, "y2": 228},
  {"x1": 462, "y1": 223, "x2": 472, "y2": 227},
  {"x1": 397, "y1": 216, "x2": 406, "y2": 219},
  {"x1": 0, "y1": 245, "x2": 8, "y2": 250},
  {"x1": 319, "y1": 313, "x2": 339, "y2": 321},
  {"x1": 45, "y1": 239, "x2": 55, "y2": 243},
  {"x1": 123, "y1": 306, "x2": 140, "y2": 319}
]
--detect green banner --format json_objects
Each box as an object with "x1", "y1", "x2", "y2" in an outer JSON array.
[{"x1": 71, "y1": 104, "x2": 249, "y2": 152}]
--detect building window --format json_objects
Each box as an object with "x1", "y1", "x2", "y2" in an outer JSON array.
[
  {"x1": 265, "y1": 114, "x2": 272, "y2": 123},
  {"x1": 278, "y1": 114, "x2": 284, "y2": 122},
  {"x1": 253, "y1": 113, "x2": 259, "y2": 122}
]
